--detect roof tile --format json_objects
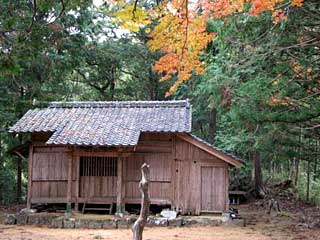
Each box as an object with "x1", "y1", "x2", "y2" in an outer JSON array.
[{"x1": 9, "y1": 100, "x2": 191, "y2": 146}]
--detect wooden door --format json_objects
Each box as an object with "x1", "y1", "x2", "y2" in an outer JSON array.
[{"x1": 201, "y1": 166, "x2": 226, "y2": 212}]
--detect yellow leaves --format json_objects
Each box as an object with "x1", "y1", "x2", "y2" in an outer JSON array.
[
  {"x1": 272, "y1": 9, "x2": 287, "y2": 24},
  {"x1": 266, "y1": 96, "x2": 291, "y2": 106},
  {"x1": 115, "y1": 5, "x2": 151, "y2": 32},
  {"x1": 291, "y1": 0, "x2": 304, "y2": 7},
  {"x1": 211, "y1": 0, "x2": 246, "y2": 19},
  {"x1": 109, "y1": 0, "x2": 305, "y2": 96},
  {"x1": 149, "y1": 12, "x2": 214, "y2": 95},
  {"x1": 249, "y1": 0, "x2": 283, "y2": 16}
]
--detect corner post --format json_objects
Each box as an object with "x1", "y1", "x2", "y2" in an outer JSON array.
[
  {"x1": 27, "y1": 144, "x2": 34, "y2": 209},
  {"x1": 225, "y1": 167, "x2": 229, "y2": 212}
]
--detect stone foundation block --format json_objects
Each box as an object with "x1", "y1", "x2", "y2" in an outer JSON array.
[
  {"x1": 5, "y1": 214, "x2": 16, "y2": 225},
  {"x1": 64, "y1": 218, "x2": 75, "y2": 228}
]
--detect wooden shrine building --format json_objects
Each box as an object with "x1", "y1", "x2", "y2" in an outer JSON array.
[{"x1": 9, "y1": 100, "x2": 243, "y2": 215}]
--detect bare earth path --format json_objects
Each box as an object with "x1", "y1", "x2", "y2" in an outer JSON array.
[
  {"x1": 0, "y1": 225, "x2": 279, "y2": 240},
  {"x1": 0, "y1": 203, "x2": 319, "y2": 240}
]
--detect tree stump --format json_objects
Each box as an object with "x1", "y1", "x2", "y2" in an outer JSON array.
[{"x1": 132, "y1": 163, "x2": 150, "y2": 240}]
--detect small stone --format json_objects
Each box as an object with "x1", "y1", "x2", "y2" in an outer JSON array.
[
  {"x1": 204, "y1": 217, "x2": 221, "y2": 226},
  {"x1": 39, "y1": 214, "x2": 56, "y2": 225},
  {"x1": 20, "y1": 208, "x2": 37, "y2": 214},
  {"x1": 221, "y1": 213, "x2": 230, "y2": 222},
  {"x1": 27, "y1": 215, "x2": 40, "y2": 225},
  {"x1": 147, "y1": 216, "x2": 168, "y2": 227},
  {"x1": 75, "y1": 219, "x2": 90, "y2": 229},
  {"x1": 93, "y1": 235, "x2": 103, "y2": 239},
  {"x1": 224, "y1": 218, "x2": 245, "y2": 227},
  {"x1": 64, "y1": 218, "x2": 75, "y2": 228},
  {"x1": 49, "y1": 217, "x2": 64, "y2": 228},
  {"x1": 117, "y1": 219, "x2": 129, "y2": 229},
  {"x1": 102, "y1": 220, "x2": 117, "y2": 229},
  {"x1": 168, "y1": 218, "x2": 183, "y2": 227},
  {"x1": 5, "y1": 214, "x2": 16, "y2": 225},
  {"x1": 296, "y1": 223, "x2": 309, "y2": 229},
  {"x1": 88, "y1": 220, "x2": 102, "y2": 229},
  {"x1": 16, "y1": 213, "x2": 28, "y2": 225},
  {"x1": 160, "y1": 210, "x2": 177, "y2": 220},
  {"x1": 182, "y1": 218, "x2": 197, "y2": 226}
]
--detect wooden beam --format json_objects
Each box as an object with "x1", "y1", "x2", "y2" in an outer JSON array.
[
  {"x1": 116, "y1": 155, "x2": 125, "y2": 213},
  {"x1": 27, "y1": 144, "x2": 34, "y2": 209},
  {"x1": 75, "y1": 155, "x2": 80, "y2": 212},
  {"x1": 171, "y1": 134, "x2": 176, "y2": 210},
  {"x1": 124, "y1": 198, "x2": 172, "y2": 205},
  {"x1": 67, "y1": 153, "x2": 73, "y2": 203},
  {"x1": 74, "y1": 151, "x2": 133, "y2": 157},
  {"x1": 175, "y1": 133, "x2": 243, "y2": 168},
  {"x1": 31, "y1": 197, "x2": 68, "y2": 204},
  {"x1": 77, "y1": 197, "x2": 116, "y2": 204},
  {"x1": 225, "y1": 167, "x2": 229, "y2": 212}
]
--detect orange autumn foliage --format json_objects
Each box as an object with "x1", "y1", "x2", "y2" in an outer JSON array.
[
  {"x1": 113, "y1": 0, "x2": 304, "y2": 95},
  {"x1": 149, "y1": 9, "x2": 214, "y2": 95}
]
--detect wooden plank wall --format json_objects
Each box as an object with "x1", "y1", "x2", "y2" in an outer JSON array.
[
  {"x1": 124, "y1": 133, "x2": 173, "y2": 204},
  {"x1": 31, "y1": 146, "x2": 71, "y2": 202},
  {"x1": 79, "y1": 176, "x2": 117, "y2": 198},
  {"x1": 200, "y1": 166, "x2": 226, "y2": 212},
  {"x1": 174, "y1": 136, "x2": 228, "y2": 215},
  {"x1": 29, "y1": 132, "x2": 230, "y2": 215}
]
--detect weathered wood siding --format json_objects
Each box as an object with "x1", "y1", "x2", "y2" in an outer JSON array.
[
  {"x1": 124, "y1": 133, "x2": 173, "y2": 204},
  {"x1": 173, "y1": 136, "x2": 228, "y2": 214},
  {"x1": 80, "y1": 176, "x2": 117, "y2": 198},
  {"x1": 29, "y1": 132, "x2": 230, "y2": 215},
  {"x1": 200, "y1": 166, "x2": 226, "y2": 212},
  {"x1": 31, "y1": 145, "x2": 71, "y2": 203}
]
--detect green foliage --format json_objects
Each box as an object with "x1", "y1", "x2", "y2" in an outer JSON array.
[
  {"x1": 0, "y1": 0, "x2": 319, "y2": 205},
  {"x1": 0, "y1": 0, "x2": 169, "y2": 205},
  {"x1": 175, "y1": 0, "x2": 320, "y2": 200}
]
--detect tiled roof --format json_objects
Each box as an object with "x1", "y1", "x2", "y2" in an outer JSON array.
[{"x1": 9, "y1": 100, "x2": 192, "y2": 146}]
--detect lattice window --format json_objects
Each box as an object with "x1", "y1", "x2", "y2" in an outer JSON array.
[{"x1": 80, "y1": 156, "x2": 117, "y2": 177}]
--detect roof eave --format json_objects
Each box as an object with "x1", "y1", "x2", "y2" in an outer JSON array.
[{"x1": 175, "y1": 132, "x2": 244, "y2": 168}]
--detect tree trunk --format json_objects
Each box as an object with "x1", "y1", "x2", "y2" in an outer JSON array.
[
  {"x1": 307, "y1": 160, "x2": 310, "y2": 202},
  {"x1": 294, "y1": 131, "x2": 303, "y2": 187},
  {"x1": 252, "y1": 151, "x2": 264, "y2": 197},
  {"x1": 16, "y1": 157, "x2": 22, "y2": 203},
  {"x1": 132, "y1": 163, "x2": 150, "y2": 240},
  {"x1": 109, "y1": 63, "x2": 116, "y2": 100},
  {"x1": 0, "y1": 132, "x2": 3, "y2": 203},
  {"x1": 315, "y1": 140, "x2": 319, "y2": 180},
  {"x1": 294, "y1": 158, "x2": 300, "y2": 187},
  {"x1": 208, "y1": 108, "x2": 217, "y2": 143},
  {"x1": 148, "y1": 66, "x2": 159, "y2": 100}
]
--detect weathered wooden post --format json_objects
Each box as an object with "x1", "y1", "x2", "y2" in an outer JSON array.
[{"x1": 132, "y1": 163, "x2": 150, "y2": 240}]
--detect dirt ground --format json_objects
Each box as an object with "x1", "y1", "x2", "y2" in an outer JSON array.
[{"x1": 0, "y1": 203, "x2": 319, "y2": 240}]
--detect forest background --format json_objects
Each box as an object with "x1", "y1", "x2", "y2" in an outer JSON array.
[{"x1": 0, "y1": 0, "x2": 319, "y2": 206}]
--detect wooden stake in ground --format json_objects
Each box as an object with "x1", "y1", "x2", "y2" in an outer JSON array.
[{"x1": 132, "y1": 163, "x2": 150, "y2": 240}]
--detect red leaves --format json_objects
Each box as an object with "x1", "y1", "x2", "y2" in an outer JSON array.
[{"x1": 113, "y1": 0, "x2": 304, "y2": 96}]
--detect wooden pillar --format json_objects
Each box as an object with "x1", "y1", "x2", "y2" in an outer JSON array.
[
  {"x1": 67, "y1": 153, "x2": 73, "y2": 203},
  {"x1": 75, "y1": 155, "x2": 80, "y2": 212},
  {"x1": 27, "y1": 144, "x2": 34, "y2": 209},
  {"x1": 116, "y1": 155, "x2": 125, "y2": 213},
  {"x1": 225, "y1": 167, "x2": 229, "y2": 212}
]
